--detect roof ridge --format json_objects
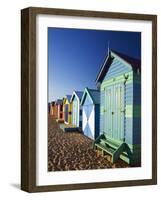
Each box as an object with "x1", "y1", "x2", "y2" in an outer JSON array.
[
  {"x1": 111, "y1": 49, "x2": 141, "y2": 62},
  {"x1": 89, "y1": 89, "x2": 99, "y2": 92},
  {"x1": 75, "y1": 90, "x2": 83, "y2": 92},
  {"x1": 96, "y1": 49, "x2": 141, "y2": 83}
]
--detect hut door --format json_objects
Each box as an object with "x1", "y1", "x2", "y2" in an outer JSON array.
[
  {"x1": 104, "y1": 83, "x2": 124, "y2": 141},
  {"x1": 83, "y1": 104, "x2": 93, "y2": 139},
  {"x1": 104, "y1": 86, "x2": 113, "y2": 137},
  {"x1": 72, "y1": 100, "x2": 77, "y2": 126},
  {"x1": 72, "y1": 102, "x2": 75, "y2": 125},
  {"x1": 113, "y1": 83, "x2": 124, "y2": 141},
  {"x1": 83, "y1": 105, "x2": 89, "y2": 137},
  {"x1": 65, "y1": 104, "x2": 68, "y2": 123}
]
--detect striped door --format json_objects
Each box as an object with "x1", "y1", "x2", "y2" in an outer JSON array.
[
  {"x1": 104, "y1": 83, "x2": 124, "y2": 141},
  {"x1": 83, "y1": 104, "x2": 94, "y2": 139}
]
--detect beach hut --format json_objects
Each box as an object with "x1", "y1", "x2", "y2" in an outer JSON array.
[
  {"x1": 81, "y1": 88, "x2": 100, "y2": 140},
  {"x1": 70, "y1": 91, "x2": 83, "y2": 129},
  {"x1": 63, "y1": 95, "x2": 72, "y2": 124},
  {"x1": 50, "y1": 101, "x2": 57, "y2": 118},
  {"x1": 56, "y1": 99, "x2": 64, "y2": 122},
  {"x1": 94, "y1": 49, "x2": 141, "y2": 166}
]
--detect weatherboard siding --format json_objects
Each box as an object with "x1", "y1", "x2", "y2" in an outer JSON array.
[
  {"x1": 103, "y1": 57, "x2": 131, "y2": 81},
  {"x1": 97, "y1": 51, "x2": 141, "y2": 165},
  {"x1": 133, "y1": 72, "x2": 141, "y2": 145},
  {"x1": 100, "y1": 89, "x2": 105, "y2": 134},
  {"x1": 133, "y1": 117, "x2": 141, "y2": 144},
  {"x1": 125, "y1": 117, "x2": 133, "y2": 144},
  {"x1": 95, "y1": 105, "x2": 100, "y2": 139}
]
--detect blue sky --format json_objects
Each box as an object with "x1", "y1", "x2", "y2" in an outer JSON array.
[{"x1": 48, "y1": 28, "x2": 141, "y2": 102}]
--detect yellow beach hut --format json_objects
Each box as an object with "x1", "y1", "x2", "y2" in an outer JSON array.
[{"x1": 63, "y1": 95, "x2": 72, "y2": 124}]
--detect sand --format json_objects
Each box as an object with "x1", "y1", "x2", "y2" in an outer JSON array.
[{"x1": 48, "y1": 115, "x2": 129, "y2": 171}]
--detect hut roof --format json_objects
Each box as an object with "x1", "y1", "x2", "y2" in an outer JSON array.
[
  {"x1": 81, "y1": 87, "x2": 100, "y2": 105},
  {"x1": 51, "y1": 101, "x2": 55, "y2": 106},
  {"x1": 96, "y1": 49, "x2": 141, "y2": 83},
  {"x1": 56, "y1": 99, "x2": 63, "y2": 105},
  {"x1": 66, "y1": 95, "x2": 72, "y2": 102},
  {"x1": 75, "y1": 91, "x2": 84, "y2": 100},
  {"x1": 70, "y1": 91, "x2": 83, "y2": 102}
]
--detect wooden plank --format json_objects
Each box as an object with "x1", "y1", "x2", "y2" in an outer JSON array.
[{"x1": 95, "y1": 143, "x2": 115, "y2": 155}]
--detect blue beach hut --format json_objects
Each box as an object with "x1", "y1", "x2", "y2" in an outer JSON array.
[
  {"x1": 94, "y1": 49, "x2": 141, "y2": 165},
  {"x1": 81, "y1": 88, "x2": 100, "y2": 140}
]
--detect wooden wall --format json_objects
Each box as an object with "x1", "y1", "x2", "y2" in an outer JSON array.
[{"x1": 99, "y1": 56, "x2": 141, "y2": 165}]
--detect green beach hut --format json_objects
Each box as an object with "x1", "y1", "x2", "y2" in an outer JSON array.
[{"x1": 94, "y1": 49, "x2": 141, "y2": 166}]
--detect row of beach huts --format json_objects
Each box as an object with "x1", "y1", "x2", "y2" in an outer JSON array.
[
  {"x1": 49, "y1": 88, "x2": 100, "y2": 139},
  {"x1": 49, "y1": 49, "x2": 141, "y2": 166}
]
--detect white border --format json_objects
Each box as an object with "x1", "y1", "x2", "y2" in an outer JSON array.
[{"x1": 36, "y1": 14, "x2": 152, "y2": 186}]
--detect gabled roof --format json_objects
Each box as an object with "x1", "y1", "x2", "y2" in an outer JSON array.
[
  {"x1": 80, "y1": 87, "x2": 100, "y2": 105},
  {"x1": 50, "y1": 101, "x2": 55, "y2": 106},
  {"x1": 66, "y1": 95, "x2": 72, "y2": 102},
  {"x1": 75, "y1": 91, "x2": 84, "y2": 100},
  {"x1": 63, "y1": 95, "x2": 72, "y2": 103},
  {"x1": 55, "y1": 99, "x2": 63, "y2": 105},
  {"x1": 96, "y1": 49, "x2": 141, "y2": 83},
  {"x1": 70, "y1": 91, "x2": 83, "y2": 102},
  {"x1": 112, "y1": 50, "x2": 141, "y2": 70},
  {"x1": 56, "y1": 99, "x2": 63, "y2": 105}
]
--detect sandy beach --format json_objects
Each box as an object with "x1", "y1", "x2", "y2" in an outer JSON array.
[{"x1": 48, "y1": 115, "x2": 129, "y2": 171}]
